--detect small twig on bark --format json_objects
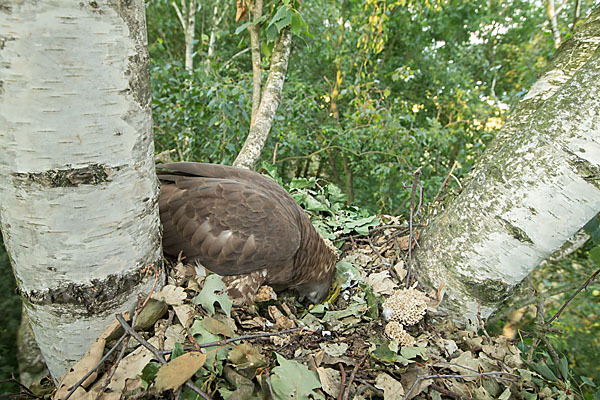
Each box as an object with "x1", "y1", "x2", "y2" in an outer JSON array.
[
  {"x1": 546, "y1": 267, "x2": 600, "y2": 325},
  {"x1": 432, "y1": 160, "x2": 458, "y2": 205},
  {"x1": 405, "y1": 166, "x2": 422, "y2": 288}
]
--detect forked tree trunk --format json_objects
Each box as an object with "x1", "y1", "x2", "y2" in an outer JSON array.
[
  {"x1": 415, "y1": 6, "x2": 600, "y2": 327},
  {"x1": 0, "y1": 0, "x2": 163, "y2": 379}
]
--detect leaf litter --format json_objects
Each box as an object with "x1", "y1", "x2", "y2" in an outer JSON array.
[{"x1": 49, "y1": 215, "x2": 552, "y2": 400}]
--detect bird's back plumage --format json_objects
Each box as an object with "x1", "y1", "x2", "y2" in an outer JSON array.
[{"x1": 157, "y1": 163, "x2": 337, "y2": 304}]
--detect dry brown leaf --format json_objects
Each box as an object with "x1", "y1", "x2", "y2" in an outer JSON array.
[
  {"x1": 316, "y1": 367, "x2": 341, "y2": 398},
  {"x1": 201, "y1": 316, "x2": 234, "y2": 337},
  {"x1": 396, "y1": 230, "x2": 420, "y2": 250},
  {"x1": 255, "y1": 285, "x2": 277, "y2": 302},
  {"x1": 268, "y1": 305, "x2": 296, "y2": 329},
  {"x1": 173, "y1": 304, "x2": 195, "y2": 328},
  {"x1": 366, "y1": 270, "x2": 397, "y2": 295},
  {"x1": 54, "y1": 322, "x2": 115, "y2": 399},
  {"x1": 228, "y1": 343, "x2": 267, "y2": 372},
  {"x1": 154, "y1": 284, "x2": 187, "y2": 306},
  {"x1": 154, "y1": 352, "x2": 207, "y2": 392},
  {"x1": 375, "y1": 373, "x2": 405, "y2": 400},
  {"x1": 235, "y1": 0, "x2": 247, "y2": 21}
]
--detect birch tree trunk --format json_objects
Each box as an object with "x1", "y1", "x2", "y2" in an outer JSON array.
[
  {"x1": 0, "y1": 0, "x2": 163, "y2": 380},
  {"x1": 248, "y1": 0, "x2": 263, "y2": 128},
  {"x1": 547, "y1": 0, "x2": 562, "y2": 48},
  {"x1": 234, "y1": 27, "x2": 292, "y2": 169},
  {"x1": 173, "y1": 0, "x2": 198, "y2": 71},
  {"x1": 415, "y1": 6, "x2": 600, "y2": 327}
]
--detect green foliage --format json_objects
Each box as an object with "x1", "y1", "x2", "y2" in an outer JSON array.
[
  {"x1": 271, "y1": 353, "x2": 322, "y2": 400},
  {"x1": 262, "y1": 164, "x2": 380, "y2": 241},
  {"x1": 140, "y1": 361, "x2": 161, "y2": 390},
  {"x1": 192, "y1": 274, "x2": 233, "y2": 317}
]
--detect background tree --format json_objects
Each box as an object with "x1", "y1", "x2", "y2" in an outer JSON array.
[{"x1": 0, "y1": 0, "x2": 162, "y2": 380}]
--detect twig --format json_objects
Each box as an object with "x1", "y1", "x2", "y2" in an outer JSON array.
[
  {"x1": 342, "y1": 355, "x2": 368, "y2": 400},
  {"x1": 94, "y1": 264, "x2": 161, "y2": 400},
  {"x1": 63, "y1": 333, "x2": 127, "y2": 400},
  {"x1": 546, "y1": 267, "x2": 600, "y2": 325},
  {"x1": 430, "y1": 384, "x2": 476, "y2": 400},
  {"x1": 166, "y1": 327, "x2": 302, "y2": 354},
  {"x1": 405, "y1": 166, "x2": 422, "y2": 288},
  {"x1": 0, "y1": 375, "x2": 38, "y2": 399},
  {"x1": 337, "y1": 363, "x2": 347, "y2": 400},
  {"x1": 477, "y1": 301, "x2": 491, "y2": 341},
  {"x1": 432, "y1": 160, "x2": 458, "y2": 205},
  {"x1": 535, "y1": 297, "x2": 564, "y2": 381},
  {"x1": 272, "y1": 142, "x2": 279, "y2": 164},
  {"x1": 115, "y1": 314, "x2": 212, "y2": 400}
]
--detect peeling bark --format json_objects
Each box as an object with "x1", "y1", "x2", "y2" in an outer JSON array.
[
  {"x1": 0, "y1": 0, "x2": 163, "y2": 379},
  {"x1": 415, "y1": 6, "x2": 600, "y2": 327},
  {"x1": 234, "y1": 27, "x2": 293, "y2": 170}
]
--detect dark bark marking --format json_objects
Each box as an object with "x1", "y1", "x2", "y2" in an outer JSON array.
[
  {"x1": 13, "y1": 164, "x2": 115, "y2": 187},
  {"x1": 20, "y1": 255, "x2": 163, "y2": 316}
]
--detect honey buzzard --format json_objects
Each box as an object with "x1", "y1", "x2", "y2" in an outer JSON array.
[{"x1": 157, "y1": 163, "x2": 337, "y2": 304}]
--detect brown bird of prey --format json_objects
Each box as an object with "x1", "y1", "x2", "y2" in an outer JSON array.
[{"x1": 157, "y1": 162, "x2": 337, "y2": 304}]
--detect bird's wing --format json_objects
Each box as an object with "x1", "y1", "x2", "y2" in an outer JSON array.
[{"x1": 160, "y1": 176, "x2": 302, "y2": 276}]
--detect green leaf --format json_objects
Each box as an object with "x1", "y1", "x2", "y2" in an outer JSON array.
[
  {"x1": 234, "y1": 21, "x2": 252, "y2": 35},
  {"x1": 140, "y1": 361, "x2": 161, "y2": 390},
  {"x1": 581, "y1": 376, "x2": 596, "y2": 387},
  {"x1": 275, "y1": 12, "x2": 292, "y2": 32},
  {"x1": 192, "y1": 274, "x2": 233, "y2": 317},
  {"x1": 304, "y1": 194, "x2": 329, "y2": 212},
  {"x1": 290, "y1": 11, "x2": 305, "y2": 36},
  {"x1": 290, "y1": 177, "x2": 315, "y2": 189},
  {"x1": 557, "y1": 355, "x2": 569, "y2": 380},
  {"x1": 589, "y1": 245, "x2": 600, "y2": 265},
  {"x1": 172, "y1": 342, "x2": 184, "y2": 359},
  {"x1": 189, "y1": 320, "x2": 230, "y2": 374},
  {"x1": 335, "y1": 260, "x2": 361, "y2": 290},
  {"x1": 271, "y1": 353, "x2": 322, "y2": 400},
  {"x1": 400, "y1": 346, "x2": 427, "y2": 360},
  {"x1": 370, "y1": 342, "x2": 398, "y2": 365},
  {"x1": 525, "y1": 360, "x2": 559, "y2": 382}
]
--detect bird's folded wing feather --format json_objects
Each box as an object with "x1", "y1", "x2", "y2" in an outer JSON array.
[{"x1": 160, "y1": 176, "x2": 301, "y2": 276}]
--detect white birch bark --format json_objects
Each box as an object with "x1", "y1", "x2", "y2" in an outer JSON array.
[
  {"x1": 0, "y1": 0, "x2": 163, "y2": 379},
  {"x1": 234, "y1": 27, "x2": 292, "y2": 169},
  {"x1": 172, "y1": 0, "x2": 197, "y2": 71},
  {"x1": 415, "y1": 7, "x2": 600, "y2": 327},
  {"x1": 205, "y1": 0, "x2": 229, "y2": 69},
  {"x1": 547, "y1": 0, "x2": 562, "y2": 48},
  {"x1": 248, "y1": 0, "x2": 263, "y2": 127}
]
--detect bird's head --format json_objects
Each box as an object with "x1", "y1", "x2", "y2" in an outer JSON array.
[{"x1": 295, "y1": 236, "x2": 338, "y2": 304}]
